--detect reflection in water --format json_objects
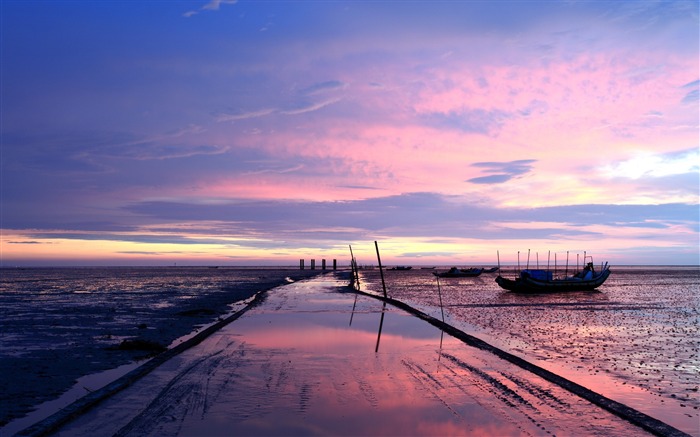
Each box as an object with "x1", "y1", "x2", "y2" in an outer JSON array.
[
  {"x1": 375, "y1": 301, "x2": 386, "y2": 352},
  {"x1": 45, "y1": 277, "x2": 663, "y2": 437},
  {"x1": 348, "y1": 293, "x2": 358, "y2": 326},
  {"x1": 357, "y1": 267, "x2": 700, "y2": 435}
]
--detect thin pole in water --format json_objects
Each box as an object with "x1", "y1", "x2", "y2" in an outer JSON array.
[
  {"x1": 565, "y1": 251, "x2": 569, "y2": 277},
  {"x1": 436, "y1": 277, "x2": 445, "y2": 323},
  {"x1": 375, "y1": 241, "x2": 388, "y2": 299},
  {"x1": 436, "y1": 276, "x2": 446, "y2": 365},
  {"x1": 349, "y1": 245, "x2": 360, "y2": 290}
]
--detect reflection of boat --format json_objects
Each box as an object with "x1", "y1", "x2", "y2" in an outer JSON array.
[
  {"x1": 495, "y1": 261, "x2": 611, "y2": 293},
  {"x1": 433, "y1": 267, "x2": 483, "y2": 278},
  {"x1": 389, "y1": 266, "x2": 412, "y2": 270}
]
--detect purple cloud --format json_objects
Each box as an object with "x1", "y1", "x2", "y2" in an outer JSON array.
[{"x1": 467, "y1": 160, "x2": 537, "y2": 184}]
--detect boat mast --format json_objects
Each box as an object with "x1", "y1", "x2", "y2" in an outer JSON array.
[{"x1": 526, "y1": 249, "x2": 531, "y2": 269}]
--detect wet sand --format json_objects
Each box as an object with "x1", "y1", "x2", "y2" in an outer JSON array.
[
  {"x1": 13, "y1": 274, "x2": 685, "y2": 436},
  {"x1": 0, "y1": 267, "x2": 325, "y2": 428}
]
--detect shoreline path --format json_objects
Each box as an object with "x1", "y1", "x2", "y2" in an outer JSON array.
[{"x1": 15, "y1": 273, "x2": 689, "y2": 436}]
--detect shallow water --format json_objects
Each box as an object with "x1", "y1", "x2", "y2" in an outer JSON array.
[
  {"x1": 1, "y1": 266, "x2": 697, "y2": 436},
  {"x1": 46, "y1": 276, "x2": 654, "y2": 437},
  {"x1": 0, "y1": 267, "x2": 323, "y2": 427},
  {"x1": 356, "y1": 266, "x2": 700, "y2": 434}
]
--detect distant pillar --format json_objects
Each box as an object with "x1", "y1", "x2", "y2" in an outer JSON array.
[
  {"x1": 322, "y1": 259, "x2": 326, "y2": 270},
  {"x1": 333, "y1": 259, "x2": 337, "y2": 270},
  {"x1": 311, "y1": 259, "x2": 315, "y2": 270},
  {"x1": 300, "y1": 259, "x2": 304, "y2": 270}
]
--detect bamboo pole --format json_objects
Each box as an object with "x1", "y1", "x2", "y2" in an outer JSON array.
[
  {"x1": 349, "y1": 245, "x2": 360, "y2": 290},
  {"x1": 375, "y1": 241, "x2": 388, "y2": 299},
  {"x1": 436, "y1": 276, "x2": 446, "y2": 365},
  {"x1": 436, "y1": 277, "x2": 445, "y2": 323}
]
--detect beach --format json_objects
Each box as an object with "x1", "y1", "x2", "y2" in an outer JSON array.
[
  {"x1": 2, "y1": 267, "x2": 697, "y2": 436},
  {"x1": 357, "y1": 266, "x2": 700, "y2": 435},
  {"x1": 10, "y1": 272, "x2": 678, "y2": 437},
  {"x1": 0, "y1": 267, "x2": 324, "y2": 431}
]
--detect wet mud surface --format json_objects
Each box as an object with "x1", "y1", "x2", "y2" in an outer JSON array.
[
  {"x1": 358, "y1": 266, "x2": 699, "y2": 435},
  {"x1": 48, "y1": 275, "x2": 657, "y2": 436},
  {"x1": 0, "y1": 267, "x2": 322, "y2": 428}
]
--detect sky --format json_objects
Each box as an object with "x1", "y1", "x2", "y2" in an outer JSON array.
[{"x1": 1, "y1": 0, "x2": 699, "y2": 267}]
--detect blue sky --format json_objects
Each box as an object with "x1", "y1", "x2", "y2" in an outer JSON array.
[{"x1": 1, "y1": 0, "x2": 698, "y2": 266}]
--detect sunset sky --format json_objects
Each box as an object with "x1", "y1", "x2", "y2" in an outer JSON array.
[{"x1": 1, "y1": 0, "x2": 698, "y2": 266}]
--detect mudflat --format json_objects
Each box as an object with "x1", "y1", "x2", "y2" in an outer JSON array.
[{"x1": 27, "y1": 274, "x2": 657, "y2": 436}]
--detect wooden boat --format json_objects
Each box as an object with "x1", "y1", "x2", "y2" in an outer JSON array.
[
  {"x1": 433, "y1": 267, "x2": 483, "y2": 278},
  {"x1": 495, "y1": 261, "x2": 611, "y2": 293}
]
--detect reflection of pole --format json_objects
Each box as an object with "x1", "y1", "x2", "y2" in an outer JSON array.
[
  {"x1": 349, "y1": 294, "x2": 358, "y2": 326},
  {"x1": 375, "y1": 241, "x2": 388, "y2": 298},
  {"x1": 375, "y1": 302, "x2": 386, "y2": 353}
]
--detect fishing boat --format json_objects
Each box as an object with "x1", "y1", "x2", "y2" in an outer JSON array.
[
  {"x1": 495, "y1": 261, "x2": 611, "y2": 293},
  {"x1": 433, "y1": 267, "x2": 483, "y2": 278}
]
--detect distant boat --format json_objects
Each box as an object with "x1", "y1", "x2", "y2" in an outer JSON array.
[
  {"x1": 389, "y1": 266, "x2": 413, "y2": 270},
  {"x1": 433, "y1": 267, "x2": 483, "y2": 278},
  {"x1": 495, "y1": 261, "x2": 611, "y2": 293}
]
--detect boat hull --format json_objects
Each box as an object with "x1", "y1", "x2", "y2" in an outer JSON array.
[
  {"x1": 495, "y1": 269, "x2": 611, "y2": 293},
  {"x1": 433, "y1": 269, "x2": 483, "y2": 278}
]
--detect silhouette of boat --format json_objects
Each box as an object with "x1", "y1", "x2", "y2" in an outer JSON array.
[
  {"x1": 495, "y1": 261, "x2": 611, "y2": 292},
  {"x1": 433, "y1": 267, "x2": 483, "y2": 278}
]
